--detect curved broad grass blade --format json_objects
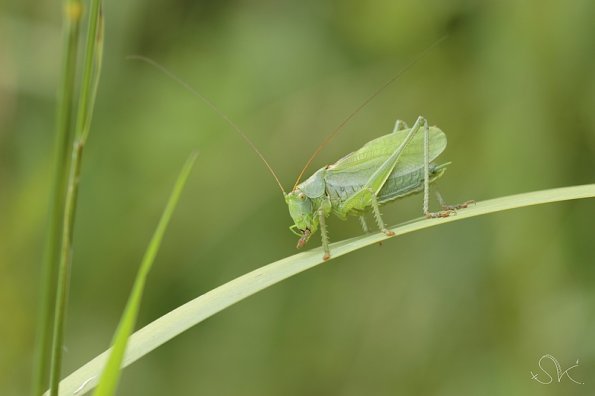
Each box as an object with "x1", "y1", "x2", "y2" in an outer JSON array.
[
  {"x1": 91, "y1": 153, "x2": 197, "y2": 396},
  {"x1": 51, "y1": 184, "x2": 594, "y2": 395}
]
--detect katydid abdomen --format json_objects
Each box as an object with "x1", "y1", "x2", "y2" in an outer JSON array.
[
  {"x1": 323, "y1": 162, "x2": 447, "y2": 216},
  {"x1": 376, "y1": 162, "x2": 448, "y2": 204}
]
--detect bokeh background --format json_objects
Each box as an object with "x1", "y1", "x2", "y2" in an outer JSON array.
[{"x1": 1, "y1": 0, "x2": 595, "y2": 395}]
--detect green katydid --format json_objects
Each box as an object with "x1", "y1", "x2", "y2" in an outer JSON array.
[
  {"x1": 286, "y1": 116, "x2": 472, "y2": 260},
  {"x1": 131, "y1": 41, "x2": 471, "y2": 260}
]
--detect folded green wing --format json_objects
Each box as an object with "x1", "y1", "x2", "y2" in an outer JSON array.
[{"x1": 325, "y1": 126, "x2": 447, "y2": 189}]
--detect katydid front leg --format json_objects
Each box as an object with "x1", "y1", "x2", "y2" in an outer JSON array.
[{"x1": 319, "y1": 208, "x2": 331, "y2": 260}]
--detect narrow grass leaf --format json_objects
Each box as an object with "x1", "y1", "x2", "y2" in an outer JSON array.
[
  {"x1": 51, "y1": 184, "x2": 594, "y2": 395},
  {"x1": 92, "y1": 153, "x2": 198, "y2": 396}
]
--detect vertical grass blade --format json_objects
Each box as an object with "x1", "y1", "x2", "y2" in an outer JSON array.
[
  {"x1": 47, "y1": 1, "x2": 104, "y2": 395},
  {"x1": 32, "y1": 1, "x2": 83, "y2": 395},
  {"x1": 92, "y1": 153, "x2": 198, "y2": 396}
]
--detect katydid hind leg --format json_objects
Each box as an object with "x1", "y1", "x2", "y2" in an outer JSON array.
[
  {"x1": 392, "y1": 119, "x2": 409, "y2": 133},
  {"x1": 435, "y1": 192, "x2": 476, "y2": 212},
  {"x1": 422, "y1": 116, "x2": 430, "y2": 215},
  {"x1": 421, "y1": 118, "x2": 453, "y2": 218},
  {"x1": 422, "y1": 133, "x2": 475, "y2": 218}
]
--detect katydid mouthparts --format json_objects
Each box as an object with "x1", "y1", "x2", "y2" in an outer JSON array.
[{"x1": 128, "y1": 37, "x2": 471, "y2": 260}]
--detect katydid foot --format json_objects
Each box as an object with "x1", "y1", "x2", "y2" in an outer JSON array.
[
  {"x1": 425, "y1": 194, "x2": 475, "y2": 218},
  {"x1": 441, "y1": 200, "x2": 475, "y2": 211}
]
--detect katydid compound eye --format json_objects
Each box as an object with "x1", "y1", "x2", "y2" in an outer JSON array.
[{"x1": 298, "y1": 193, "x2": 306, "y2": 200}]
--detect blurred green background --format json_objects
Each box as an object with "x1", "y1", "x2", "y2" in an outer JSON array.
[{"x1": 1, "y1": 0, "x2": 595, "y2": 395}]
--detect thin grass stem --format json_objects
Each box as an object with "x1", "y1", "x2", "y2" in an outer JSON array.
[
  {"x1": 32, "y1": 1, "x2": 83, "y2": 395},
  {"x1": 47, "y1": 1, "x2": 104, "y2": 395}
]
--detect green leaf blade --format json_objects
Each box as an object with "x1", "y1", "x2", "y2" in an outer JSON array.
[
  {"x1": 91, "y1": 153, "x2": 197, "y2": 396},
  {"x1": 51, "y1": 184, "x2": 594, "y2": 395}
]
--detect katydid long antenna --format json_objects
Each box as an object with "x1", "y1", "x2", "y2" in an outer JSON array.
[
  {"x1": 127, "y1": 55, "x2": 288, "y2": 195},
  {"x1": 291, "y1": 36, "x2": 448, "y2": 191}
]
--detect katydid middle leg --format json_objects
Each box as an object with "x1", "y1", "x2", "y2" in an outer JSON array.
[
  {"x1": 359, "y1": 216, "x2": 370, "y2": 234},
  {"x1": 369, "y1": 188, "x2": 395, "y2": 237}
]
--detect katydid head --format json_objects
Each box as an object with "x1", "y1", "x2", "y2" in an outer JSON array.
[{"x1": 285, "y1": 189, "x2": 317, "y2": 249}]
